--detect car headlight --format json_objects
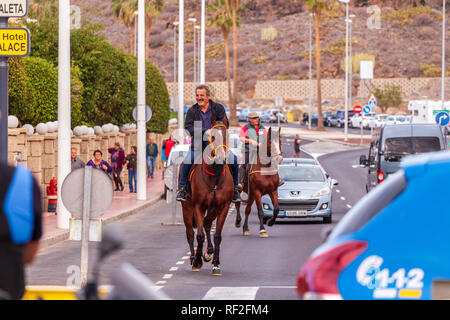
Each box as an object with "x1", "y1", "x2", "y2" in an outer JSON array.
[
  {"x1": 263, "y1": 204, "x2": 270, "y2": 210},
  {"x1": 312, "y1": 186, "x2": 331, "y2": 197}
]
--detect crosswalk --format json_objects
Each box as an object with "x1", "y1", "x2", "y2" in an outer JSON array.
[{"x1": 151, "y1": 286, "x2": 297, "y2": 300}]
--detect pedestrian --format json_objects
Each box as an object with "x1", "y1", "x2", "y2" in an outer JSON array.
[
  {"x1": 146, "y1": 137, "x2": 158, "y2": 179},
  {"x1": 86, "y1": 150, "x2": 112, "y2": 175},
  {"x1": 125, "y1": 146, "x2": 137, "y2": 193},
  {"x1": 108, "y1": 142, "x2": 125, "y2": 192},
  {"x1": 176, "y1": 84, "x2": 241, "y2": 203},
  {"x1": 294, "y1": 134, "x2": 301, "y2": 158},
  {"x1": 0, "y1": 162, "x2": 42, "y2": 300},
  {"x1": 70, "y1": 147, "x2": 85, "y2": 171},
  {"x1": 161, "y1": 137, "x2": 176, "y2": 180}
]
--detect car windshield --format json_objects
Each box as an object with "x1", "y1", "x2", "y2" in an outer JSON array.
[
  {"x1": 278, "y1": 166, "x2": 325, "y2": 182},
  {"x1": 384, "y1": 137, "x2": 441, "y2": 161}
]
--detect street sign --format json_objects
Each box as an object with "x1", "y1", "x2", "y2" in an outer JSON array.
[
  {"x1": 435, "y1": 111, "x2": 450, "y2": 126},
  {"x1": 132, "y1": 105, "x2": 152, "y2": 122},
  {"x1": 363, "y1": 105, "x2": 371, "y2": 114},
  {"x1": 0, "y1": 0, "x2": 28, "y2": 17},
  {"x1": 0, "y1": 28, "x2": 30, "y2": 57},
  {"x1": 274, "y1": 94, "x2": 284, "y2": 108},
  {"x1": 368, "y1": 94, "x2": 377, "y2": 110},
  {"x1": 353, "y1": 105, "x2": 362, "y2": 114}
]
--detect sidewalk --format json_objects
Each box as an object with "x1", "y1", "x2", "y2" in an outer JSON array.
[{"x1": 40, "y1": 170, "x2": 165, "y2": 249}]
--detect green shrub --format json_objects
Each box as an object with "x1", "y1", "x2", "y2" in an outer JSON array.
[
  {"x1": 261, "y1": 27, "x2": 277, "y2": 42},
  {"x1": 8, "y1": 57, "x2": 33, "y2": 124},
  {"x1": 251, "y1": 55, "x2": 267, "y2": 64},
  {"x1": 420, "y1": 64, "x2": 450, "y2": 77},
  {"x1": 145, "y1": 60, "x2": 170, "y2": 133},
  {"x1": 382, "y1": 6, "x2": 441, "y2": 26},
  {"x1": 373, "y1": 85, "x2": 403, "y2": 113},
  {"x1": 340, "y1": 53, "x2": 376, "y2": 73}
]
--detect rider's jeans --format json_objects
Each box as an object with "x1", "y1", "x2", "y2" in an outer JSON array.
[{"x1": 179, "y1": 149, "x2": 239, "y2": 188}]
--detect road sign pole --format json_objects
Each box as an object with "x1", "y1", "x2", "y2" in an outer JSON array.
[
  {"x1": 80, "y1": 166, "x2": 92, "y2": 286},
  {"x1": 360, "y1": 119, "x2": 363, "y2": 145},
  {"x1": 0, "y1": 17, "x2": 7, "y2": 163}
]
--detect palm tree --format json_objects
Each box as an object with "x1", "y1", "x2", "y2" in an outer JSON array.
[
  {"x1": 298, "y1": 0, "x2": 334, "y2": 131},
  {"x1": 144, "y1": 0, "x2": 165, "y2": 60},
  {"x1": 111, "y1": 0, "x2": 137, "y2": 55},
  {"x1": 111, "y1": 0, "x2": 165, "y2": 59},
  {"x1": 226, "y1": 0, "x2": 241, "y2": 126},
  {"x1": 208, "y1": 0, "x2": 238, "y2": 125}
]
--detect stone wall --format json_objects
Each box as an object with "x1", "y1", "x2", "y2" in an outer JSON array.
[{"x1": 7, "y1": 125, "x2": 178, "y2": 212}]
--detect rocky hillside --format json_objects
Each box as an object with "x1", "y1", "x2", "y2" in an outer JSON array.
[{"x1": 57, "y1": 1, "x2": 450, "y2": 100}]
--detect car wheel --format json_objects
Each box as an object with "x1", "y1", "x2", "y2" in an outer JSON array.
[{"x1": 323, "y1": 215, "x2": 332, "y2": 224}]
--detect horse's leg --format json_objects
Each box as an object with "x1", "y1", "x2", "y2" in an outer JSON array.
[
  {"x1": 192, "y1": 205, "x2": 205, "y2": 271},
  {"x1": 203, "y1": 209, "x2": 215, "y2": 263},
  {"x1": 267, "y1": 190, "x2": 279, "y2": 227},
  {"x1": 182, "y1": 204, "x2": 195, "y2": 264},
  {"x1": 243, "y1": 193, "x2": 254, "y2": 236},
  {"x1": 212, "y1": 205, "x2": 229, "y2": 276},
  {"x1": 254, "y1": 192, "x2": 268, "y2": 238},
  {"x1": 234, "y1": 201, "x2": 241, "y2": 228}
]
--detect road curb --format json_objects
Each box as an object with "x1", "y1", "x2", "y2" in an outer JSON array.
[{"x1": 39, "y1": 192, "x2": 164, "y2": 250}]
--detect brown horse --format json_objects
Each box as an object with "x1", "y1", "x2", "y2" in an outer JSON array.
[
  {"x1": 181, "y1": 118, "x2": 234, "y2": 276},
  {"x1": 235, "y1": 127, "x2": 282, "y2": 237}
]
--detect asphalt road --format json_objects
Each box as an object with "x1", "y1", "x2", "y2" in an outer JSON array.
[{"x1": 26, "y1": 136, "x2": 369, "y2": 300}]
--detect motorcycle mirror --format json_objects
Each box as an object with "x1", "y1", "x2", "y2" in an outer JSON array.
[{"x1": 99, "y1": 223, "x2": 124, "y2": 262}]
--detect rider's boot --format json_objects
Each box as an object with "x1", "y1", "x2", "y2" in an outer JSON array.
[
  {"x1": 232, "y1": 187, "x2": 241, "y2": 203},
  {"x1": 176, "y1": 185, "x2": 187, "y2": 202}
]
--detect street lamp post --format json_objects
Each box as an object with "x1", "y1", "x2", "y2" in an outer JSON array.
[
  {"x1": 173, "y1": 21, "x2": 179, "y2": 110},
  {"x1": 178, "y1": 0, "x2": 185, "y2": 140},
  {"x1": 339, "y1": 0, "x2": 350, "y2": 142},
  {"x1": 195, "y1": 25, "x2": 201, "y2": 85},
  {"x1": 200, "y1": 0, "x2": 205, "y2": 83},
  {"x1": 308, "y1": 13, "x2": 313, "y2": 130},
  {"x1": 349, "y1": 14, "x2": 355, "y2": 114},
  {"x1": 134, "y1": 11, "x2": 138, "y2": 56},
  {"x1": 188, "y1": 18, "x2": 197, "y2": 85},
  {"x1": 442, "y1": 0, "x2": 446, "y2": 108}
]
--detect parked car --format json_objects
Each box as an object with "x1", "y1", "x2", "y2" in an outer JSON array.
[
  {"x1": 238, "y1": 108, "x2": 260, "y2": 122},
  {"x1": 360, "y1": 123, "x2": 445, "y2": 192},
  {"x1": 361, "y1": 112, "x2": 377, "y2": 128},
  {"x1": 163, "y1": 143, "x2": 190, "y2": 199},
  {"x1": 272, "y1": 110, "x2": 287, "y2": 123},
  {"x1": 261, "y1": 160, "x2": 338, "y2": 224},
  {"x1": 350, "y1": 114, "x2": 362, "y2": 128},
  {"x1": 297, "y1": 150, "x2": 450, "y2": 300},
  {"x1": 183, "y1": 105, "x2": 192, "y2": 115},
  {"x1": 326, "y1": 110, "x2": 355, "y2": 128},
  {"x1": 367, "y1": 114, "x2": 389, "y2": 129},
  {"x1": 311, "y1": 112, "x2": 332, "y2": 127},
  {"x1": 260, "y1": 110, "x2": 276, "y2": 123},
  {"x1": 384, "y1": 115, "x2": 409, "y2": 126}
]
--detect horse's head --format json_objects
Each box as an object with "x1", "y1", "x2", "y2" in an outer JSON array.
[
  {"x1": 206, "y1": 116, "x2": 228, "y2": 164},
  {"x1": 266, "y1": 127, "x2": 283, "y2": 164}
]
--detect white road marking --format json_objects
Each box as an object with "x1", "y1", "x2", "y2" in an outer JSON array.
[
  {"x1": 182, "y1": 256, "x2": 190, "y2": 260},
  {"x1": 163, "y1": 274, "x2": 173, "y2": 279},
  {"x1": 155, "y1": 281, "x2": 166, "y2": 285},
  {"x1": 336, "y1": 189, "x2": 340, "y2": 193},
  {"x1": 176, "y1": 261, "x2": 185, "y2": 265},
  {"x1": 340, "y1": 196, "x2": 346, "y2": 201},
  {"x1": 169, "y1": 267, "x2": 179, "y2": 272},
  {"x1": 346, "y1": 204, "x2": 352, "y2": 209},
  {"x1": 203, "y1": 287, "x2": 260, "y2": 300}
]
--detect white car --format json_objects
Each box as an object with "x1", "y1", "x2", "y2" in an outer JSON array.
[
  {"x1": 350, "y1": 114, "x2": 362, "y2": 128},
  {"x1": 368, "y1": 114, "x2": 388, "y2": 128}
]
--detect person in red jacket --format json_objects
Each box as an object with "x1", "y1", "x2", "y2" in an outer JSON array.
[{"x1": 108, "y1": 142, "x2": 125, "y2": 191}]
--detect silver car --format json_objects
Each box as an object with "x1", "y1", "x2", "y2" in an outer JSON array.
[{"x1": 262, "y1": 161, "x2": 338, "y2": 224}]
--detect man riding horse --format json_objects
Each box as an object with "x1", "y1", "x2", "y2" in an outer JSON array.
[
  {"x1": 176, "y1": 84, "x2": 240, "y2": 203},
  {"x1": 238, "y1": 111, "x2": 284, "y2": 191}
]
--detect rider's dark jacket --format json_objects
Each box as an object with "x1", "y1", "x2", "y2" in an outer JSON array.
[{"x1": 185, "y1": 100, "x2": 228, "y2": 151}]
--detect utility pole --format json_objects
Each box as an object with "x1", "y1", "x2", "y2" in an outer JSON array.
[
  {"x1": 200, "y1": 0, "x2": 205, "y2": 83},
  {"x1": 137, "y1": 0, "x2": 147, "y2": 200},
  {"x1": 442, "y1": 0, "x2": 446, "y2": 108},
  {"x1": 178, "y1": 0, "x2": 185, "y2": 141},
  {"x1": 0, "y1": 17, "x2": 8, "y2": 163},
  {"x1": 57, "y1": 0, "x2": 72, "y2": 228}
]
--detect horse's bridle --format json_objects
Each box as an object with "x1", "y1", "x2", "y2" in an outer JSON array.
[{"x1": 207, "y1": 123, "x2": 229, "y2": 160}]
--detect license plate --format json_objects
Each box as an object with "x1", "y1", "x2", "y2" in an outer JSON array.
[{"x1": 285, "y1": 210, "x2": 307, "y2": 217}]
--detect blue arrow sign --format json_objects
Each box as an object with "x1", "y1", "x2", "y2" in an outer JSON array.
[
  {"x1": 363, "y1": 105, "x2": 371, "y2": 114},
  {"x1": 436, "y1": 111, "x2": 450, "y2": 126}
]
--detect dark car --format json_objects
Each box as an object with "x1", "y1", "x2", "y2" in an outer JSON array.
[
  {"x1": 311, "y1": 111, "x2": 332, "y2": 127},
  {"x1": 327, "y1": 110, "x2": 355, "y2": 128},
  {"x1": 359, "y1": 123, "x2": 445, "y2": 192}
]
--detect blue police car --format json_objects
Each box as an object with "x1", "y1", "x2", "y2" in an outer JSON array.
[{"x1": 297, "y1": 150, "x2": 450, "y2": 300}]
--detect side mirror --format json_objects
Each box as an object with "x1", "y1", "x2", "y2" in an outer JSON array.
[
  {"x1": 359, "y1": 155, "x2": 368, "y2": 167},
  {"x1": 331, "y1": 179, "x2": 339, "y2": 186}
]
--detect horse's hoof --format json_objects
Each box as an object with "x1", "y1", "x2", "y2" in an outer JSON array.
[
  {"x1": 259, "y1": 230, "x2": 269, "y2": 238},
  {"x1": 203, "y1": 253, "x2": 213, "y2": 262},
  {"x1": 192, "y1": 267, "x2": 201, "y2": 272},
  {"x1": 235, "y1": 222, "x2": 241, "y2": 228},
  {"x1": 267, "y1": 218, "x2": 276, "y2": 227},
  {"x1": 212, "y1": 267, "x2": 222, "y2": 276},
  {"x1": 243, "y1": 230, "x2": 251, "y2": 236}
]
